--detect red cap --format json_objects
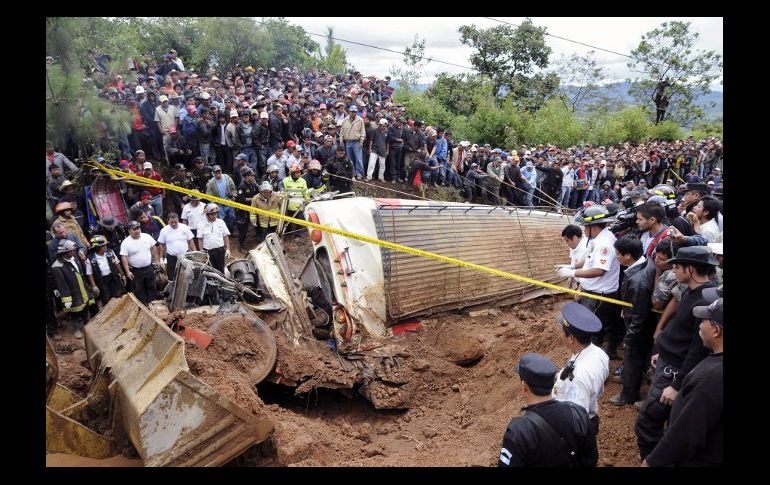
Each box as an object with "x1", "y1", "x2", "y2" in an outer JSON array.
[
  {"x1": 286, "y1": 140, "x2": 296, "y2": 148},
  {"x1": 141, "y1": 192, "x2": 152, "y2": 201}
]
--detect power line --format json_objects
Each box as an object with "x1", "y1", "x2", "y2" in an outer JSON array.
[
  {"x1": 252, "y1": 18, "x2": 475, "y2": 72},
  {"x1": 483, "y1": 17, "x2": 669, "y2": 69}
]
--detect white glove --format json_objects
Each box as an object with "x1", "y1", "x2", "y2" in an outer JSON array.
[
  {"x1": 64, "y1": 301, "x2": 72, "y2": 309},
  {"x1": 225, "y1": 249, "x2": 231, "y2": 259},
  {"x1": 554, "y1": 264, "x2": 575, "y2": 270},
  {"x1": 557, "y1": 267, "x2": 576, "y2": 279}
]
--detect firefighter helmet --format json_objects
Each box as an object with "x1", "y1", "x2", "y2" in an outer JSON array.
[{"x1": 574, "y1": 205, "x2": 616, "y2": 226}]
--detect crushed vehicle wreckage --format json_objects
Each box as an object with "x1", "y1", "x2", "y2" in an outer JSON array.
[{"x1": 47, "y1": 195, "x2": 572, "y2": 465}]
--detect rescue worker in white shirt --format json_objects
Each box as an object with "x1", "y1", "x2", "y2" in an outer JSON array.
[
  {"x1": 197, "y1": 203, "x2": 231, "y2": 274},
  {"x1": 251, "y1": 181, "x2": 282, "y2": 244},
  {"x1": 560, "y1": 224, "x2": 588, "y2": 288},
  {"x1": 85, "y1": 235, "x2": 126, "y2": 308},
  {"x1": 157, "y1": 212, "x2": 196, "y2": 279},
  {"x1": 181, "y1": 191, "x2": 206, "y2": 249},
  {"x1": 120, "y1": 220, "x2": 161, "y2": 306},
  {"x1": 555, "y1": 205, "x2": 623, "y2": 359},
  {"x1": 282, "y1": 162, "x2": 310, "y2": 237},
  {"x1": 51, "y1": 239, "x2": 96, "y2": 339},
  {"x1": 552, "y1": 302, "x2": 609, "y2": 436}
]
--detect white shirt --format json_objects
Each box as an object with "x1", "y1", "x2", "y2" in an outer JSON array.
[
  {"x1": 120, "y1": 233, "x2": 156, "y2": 268},
  {"x1": 699, "y1": 218, "x2": 721, "y2": 243},
  {"x1": 267, "y1": 153, "x2": 289, "y2": 179},
  {"x1": 552, "y1": 343, "x2": 609, "y2": 419},
  {"x1": 570, "y1": 237, "x2": 588, "y2": 285},
  {"x1": 154, "y1": 104, "x2": 179, "y2": 132},
  {"x1": 158, "y1": 223, "x2": 194, "y2": 256},
  {"x1": 570, "y1": 237, "x2": 588, "y2": 267},
  {"x1": 93, "y1": 253, "x2": 111, "y2": 276},
  {"x1": 561, "y1": 167, "x2": 575, "y2": 187},
  {"x1": 181, "y1": 202, "x2": 206, "y2": 230},
  {"x1": 198, "y1": 217, "x2": 230, "y2": 250},
  {"x1": 579, "y1": 227, "x2": 620, "y2": 293}
]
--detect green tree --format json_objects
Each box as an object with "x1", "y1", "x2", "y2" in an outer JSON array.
[
  {"x1": 262, "y1": 17, "x2": 319, "y2": 69},
  {"x1": 192, "y1": 17, "x2": 273, "y2": 72},
  {"x1": 459, "y1": 19, "x2": 555, "y2": 106},
  {"x1": 315, "y1": 26, "x2": 349, "y2": 74},
  {"x1": 46, "y1": 17, "x2": 131, "y2": 157},
  {"x1": 395, "y1": 89, "x2": 456, "y2": 134},
  {"x1": 528, "y1": 98, "x2": 583, "y2": 147},
  {"x1": 648, "y1": 119, "x2": 684, "y2": 141},
  {"x1": 390, "y1": 35, "x2": 430, "y2": 93},
  {"x1": 627, "y1": 21, "x2": 722, "y2": 125},
  {"x1": 587, "y1": 107, "x2": 650, "y2": 146},
  {"x1": 425, "y1": 73, "x2": 490, "y2": 117},
  {"x1": 131, "y1": 17, "x2": 201, "y2": 68},
  {"x1": 551, "y1": 51, "x2": 605, "y2": 112}
]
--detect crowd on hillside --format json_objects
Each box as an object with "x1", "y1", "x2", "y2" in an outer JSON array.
[{"x1": 46, "y1": 50, "x2": 723, "y2": 467}]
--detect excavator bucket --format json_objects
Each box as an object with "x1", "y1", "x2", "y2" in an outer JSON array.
[{"x1": 83, "y1": 294, "x2": 274, "y2": 467}]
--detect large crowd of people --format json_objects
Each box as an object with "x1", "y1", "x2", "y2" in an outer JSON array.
[{"x1": 46, "y1": 49, "x2": 723, "y2": 467}]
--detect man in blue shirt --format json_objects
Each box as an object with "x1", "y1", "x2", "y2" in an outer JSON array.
[{"x1": 431, "y1": 127, "x2": 448, "y2": 185}]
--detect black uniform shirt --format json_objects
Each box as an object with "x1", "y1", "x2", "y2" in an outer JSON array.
[{"x1": 498, "y1": 400, "x2": 598, "y2": 467}]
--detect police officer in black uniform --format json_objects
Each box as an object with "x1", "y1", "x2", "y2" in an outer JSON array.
[
  {"x1": 169, "y1": 163, "x2": 195, "y2": 215},
  {"x1": 94, "y1": 215, "x2": 128, "y2": 255},
  {"x1": 498, "y1": 353, "x2": 598, "y2": 467},
  {"x1": 236, "y1": 167, "x2": 259, "y2": 248},
  {"x1": 191, "y1": 157, "x2": 213, "y2": 193}
]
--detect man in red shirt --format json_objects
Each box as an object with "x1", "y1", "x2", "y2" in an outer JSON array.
[{"x1": 139, "y1": 161, "x2": 164, "y2": 217}]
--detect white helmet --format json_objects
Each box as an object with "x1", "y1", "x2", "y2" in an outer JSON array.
[
  {"x1": 267, "y1": 164, "x2": 279, "y2": 173},
  {"x1": 309, "y1": 159, "x2": 322, "y2": 171},
  {"x1": 204, "y1": 203, "x2": 219, "y2": 214},
  {"x1": 259, "y1": 181, "x2": 273, "y2": 192}
]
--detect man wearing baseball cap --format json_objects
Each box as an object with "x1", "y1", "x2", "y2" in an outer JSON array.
[
  {"x1": 138, "y1": 161, "x2": 164, "y2": 217},
  {"x1": 643, "y1": 288, "x2": 723, "y2": 467},
  {"x1": 341, "y1": 104, "x2": 366, "y2": 178},
  {"x1": 635, "y1": 246, "x2": 718, "y2": 461},
  {"x1": 154, "y1": 94, "x2": 179, "y2": 145},
  {"x1": 498, "y1": 352, "x2": 598, "y2": 467}
]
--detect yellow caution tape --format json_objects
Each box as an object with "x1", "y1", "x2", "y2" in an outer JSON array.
[
  {"x1": 93, "y1": 162, "x2": 632, "y2": 308},
  {"x1": 668, "y1": 167, "x2": 686, "y2": 184}
]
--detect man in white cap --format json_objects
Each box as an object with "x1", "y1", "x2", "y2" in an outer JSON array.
[
  {"x1": 224, "y1": 109, "x2": 240, "y2": 173},
  {"x1": 154, "y1": 94, "x2": 179, "y2": 146},
  {"x1": 138, "y1": 161, "x2": 164, "y2": 217}
]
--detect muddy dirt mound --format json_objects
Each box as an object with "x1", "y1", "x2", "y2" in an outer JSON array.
[
  {"x1": 54, "y1": 289, "x2": 644, "y2": 467},
  {"x1": 435, "y1": 329, "x2": 485, "y2": 365},
  {"x1": 274, "y1": 333, "x2": 359, "y2": 392},
  {"x1": 180, "y1": 312, "x2": 276, "y2": 384},
  {"x1": 56, "y1": 348, "x2": 92, "y2": 396}
]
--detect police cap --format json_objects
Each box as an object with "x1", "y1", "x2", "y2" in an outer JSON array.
[
  {"x1": 556, "y1": 302, "x2": 602, "y2": 334},
  {"x1": 514, "y1": 353, "x2": 558, "y2": 391}
]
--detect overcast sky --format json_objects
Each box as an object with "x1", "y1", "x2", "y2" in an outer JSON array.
[{"x1": 283, "y1": 17, "x2": 723, "y2": 89}]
